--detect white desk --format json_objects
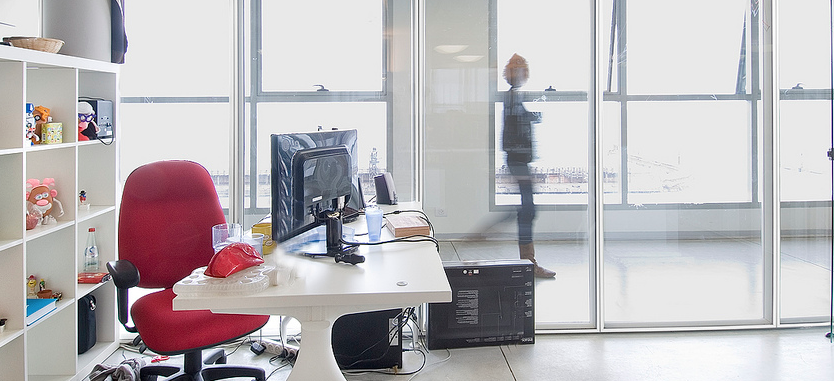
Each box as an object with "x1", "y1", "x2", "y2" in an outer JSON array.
[{"x1": 173, "y1": 206, "x2": 452, "y2": 381}]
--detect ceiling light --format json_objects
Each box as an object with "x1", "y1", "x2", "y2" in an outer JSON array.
[
  {"x1": 453, "y1": 55, "x2": 484, "y2": 63},
  {"x1": 434, "y1": 45, "x2": 468, "y2": 54}
]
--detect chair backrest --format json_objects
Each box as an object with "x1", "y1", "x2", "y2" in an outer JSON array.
[{"x1": 118, "y1": 160, "x2": 227, "y2": 289}]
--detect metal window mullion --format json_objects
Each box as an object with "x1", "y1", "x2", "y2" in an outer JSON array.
[
  {"x1": 248, "y1": 0, "x2": 264, "y2": 218},
  {"x1": 230, "y1": 0, "x2": 246, "y2": 224},
  {"x1": 617, "y1": 0, "x2": 629, "y2": 206},
  {"x1": 760, "y1": 0, "x2": 780, "y2": 327},
  {"x1": 591, "y1": 0, "x2": 605, "y2": 332},
  {"x1": 750, "y1": 0, "x2": 762, "y2": 205}
]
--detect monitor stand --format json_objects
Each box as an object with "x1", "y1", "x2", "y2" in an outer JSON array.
[{"x1": 323, "y1": 211, "x2": 365, "y2": 265}]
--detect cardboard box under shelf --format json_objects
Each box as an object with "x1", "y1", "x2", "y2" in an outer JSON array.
[{"x1": 385, "y1": 214, "x2": 430, "y2": 237}]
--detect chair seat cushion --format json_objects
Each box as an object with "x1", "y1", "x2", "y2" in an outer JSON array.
[{"x1": 131, "y1": 288, "x2": 269, "y2": 354}]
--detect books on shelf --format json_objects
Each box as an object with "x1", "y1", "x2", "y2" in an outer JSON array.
[
  {"x1": 78, "y1": 272, "x2": 111, "y2": 284},
  {"x1": 385, "y1": 214, "x2": 431, "y2": 237},
  {"x1": 26, "y1": 298, "x2": 58, "y2": 326}
]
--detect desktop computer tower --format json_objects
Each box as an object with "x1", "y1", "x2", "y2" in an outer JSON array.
[
  {"x1": 332, "y1": 308, "x2": 403, "y2": 370},
  {"x1": 427, "y1": 260, "x2": 535, "y2": 350}
]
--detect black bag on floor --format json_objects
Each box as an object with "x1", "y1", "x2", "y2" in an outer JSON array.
[{"x1": 78, "y1": 294, "x2": 97, "y2": 354}]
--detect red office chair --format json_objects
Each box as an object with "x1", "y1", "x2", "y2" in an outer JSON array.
[{"x1": 108, "y1": 160, "x2": 269, "y2": 381}]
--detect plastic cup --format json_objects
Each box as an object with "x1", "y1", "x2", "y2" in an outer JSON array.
[
  {"x1": 212, "y1": 223, "x2": 242, "y2": 253},
  {"x1": 245, "y1": 233, "x2": 265, "y2": 257},
  {"x1": 365, "y1": 206, "x2": 384, "y2": 242}
]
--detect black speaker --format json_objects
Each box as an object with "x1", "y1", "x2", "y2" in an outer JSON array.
[{"x1": 374, "y1": 172, "x2": 397, "y2": 205}]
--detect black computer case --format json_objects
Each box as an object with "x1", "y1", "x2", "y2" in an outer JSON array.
[
  {"x1": 427, "y1": 260, "x2": 535, "y2": 349},
  {"x1": 332, "y1": 308, "x2": 403, "y2": 370}
]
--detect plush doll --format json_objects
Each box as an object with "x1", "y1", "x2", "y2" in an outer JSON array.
[
  {"x1": 26, "y1": 178, "x2": 64, "y2": 226},
  {"x1": 78, "y1": 101, "x2": 99, "y2": 141}
]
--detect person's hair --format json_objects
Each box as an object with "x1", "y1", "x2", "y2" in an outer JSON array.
[{"x1": 503, "y1": 53, "x2": 529, "y2": 87}]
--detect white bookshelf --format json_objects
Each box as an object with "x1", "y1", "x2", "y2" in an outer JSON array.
[{"x1": 0, "y1": 44, "x2": 120, "y2": 381}]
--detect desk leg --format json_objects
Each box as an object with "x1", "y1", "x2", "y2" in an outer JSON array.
[{"x1": 286, "y1": 319, "x2": 345, "y2": 381}]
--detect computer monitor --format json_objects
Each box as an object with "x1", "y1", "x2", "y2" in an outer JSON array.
[{"x1": 271, "y1": 129, "x2": 365, "y2": 264}]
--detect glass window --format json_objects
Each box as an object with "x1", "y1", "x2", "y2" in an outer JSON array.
[
  {"x1": 602, "y1": 0, "x2": 766, "y2": 326},
  {"x1": 248, "y1": 0, "x2": 390, "y2": 223},
  {"x1": 261, "y1": 0, "x2": 384, "y2": 92},
  {"x1": 778, "y1": 0, "x2": 832, "y2": 322},
  {"x1": 120, "y1": 0, "x2": 232, "y2": 197},
  {"x1": 626, "y1": 0, "x2": 748, "y2": 95}
]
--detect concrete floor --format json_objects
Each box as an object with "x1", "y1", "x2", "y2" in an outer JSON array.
[{"x1": 104, "y1": 326, "x2": 834, "y2": 380}]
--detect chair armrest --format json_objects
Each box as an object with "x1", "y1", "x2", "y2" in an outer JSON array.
[
  {"x1": 107, "y1": 260, "x2": 140, "y2": 289},
  {"x1": 106, "y1": 260, "x2": 140, "y2": 332}
]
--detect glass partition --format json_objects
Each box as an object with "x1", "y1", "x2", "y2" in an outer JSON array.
[{"x1": 778, "y1": 0, "x2": 832, "y2": 323}]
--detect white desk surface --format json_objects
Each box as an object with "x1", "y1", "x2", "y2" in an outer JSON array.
[
  {"x1": 173, "y1": 236, "x2": 451, "y2": 316},
  {"x1": 173, "y1": 205, "x2": 451, "y2": 380}
]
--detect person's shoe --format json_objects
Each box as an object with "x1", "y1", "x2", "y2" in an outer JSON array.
[
  {"x1": 519, "y1": 242, "x2": 556, "y2": 278},
  {"x1": 533, "y1": 264, "x2": 556, "y2": 278}
]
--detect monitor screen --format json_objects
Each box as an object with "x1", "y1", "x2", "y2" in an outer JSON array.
[{"x1": 271, "y1": 129, "x2": 361, "y2": 243}]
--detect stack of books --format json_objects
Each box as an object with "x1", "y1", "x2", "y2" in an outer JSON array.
[{"x1": 385, "y1": 214, "x2": 431, "y2": 237}]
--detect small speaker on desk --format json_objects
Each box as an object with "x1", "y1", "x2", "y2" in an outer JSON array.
[{"x1": 374, "y1": 172, "x2": 397, "y2": 205}]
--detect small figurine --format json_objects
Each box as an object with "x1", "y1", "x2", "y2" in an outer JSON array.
[
  {"x1": 38, "y1": 279, "x2": 46, "y2": 292},
  {"x1": 25, "y1": 178, "x2": 64, "y2": 225},
  {"x1": 0, "y1": 318, "x2": 7, "y2": 333},
  {"x1": 77, "y1": 102, "x2": 99, "y2": 141},
  {"x1": 79, "y1": 190, "x2": 90, "y2": 210},
  {"x1": 32, "y1": 105, "x2": 51, "y2": 144},
  {"x1": 27, "y1": 275, "x2": 37, "y2": 298}
]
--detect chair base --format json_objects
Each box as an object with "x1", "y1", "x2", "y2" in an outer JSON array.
[{"x1": 139, "y1": 348, "x2": 265, "y2": 381}]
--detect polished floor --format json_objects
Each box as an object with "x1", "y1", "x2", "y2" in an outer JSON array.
[
  {"x1": 104, "y1": 326, "x2": 834, "y2": 380},
  {"x1": 101, "y1": 238, "x2": 833, "y2": 379},
  {"x1": 441, "y1": 238, "x2": 832, "y2": 327}
]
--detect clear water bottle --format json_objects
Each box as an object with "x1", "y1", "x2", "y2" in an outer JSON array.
[{"x1": 84, "y1": 227, "x2": 99, "y2": 272}]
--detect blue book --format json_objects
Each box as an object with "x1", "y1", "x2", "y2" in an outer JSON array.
[{"x1": 26, "y1": 298, "x2": 57, "y2": 326}]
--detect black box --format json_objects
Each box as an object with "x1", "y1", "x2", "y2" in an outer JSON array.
[
  {"x1": 332, "y1": 309, "x2": 403, "y2": 370},
  {"x1": 427, "y1": 260, "x2": 535, "y2": 349}
]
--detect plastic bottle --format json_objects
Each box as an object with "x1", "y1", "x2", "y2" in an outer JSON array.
[{"x1": 84, "y1": 227, "x2": 99, "y2": 272}]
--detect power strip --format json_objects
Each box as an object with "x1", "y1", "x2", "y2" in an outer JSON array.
[{"x1": 253, "y1": 338, "x2": 298, "y2": 360}]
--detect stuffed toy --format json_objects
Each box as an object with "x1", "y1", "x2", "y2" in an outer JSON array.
[{"x1": 26, "y1": 178, "x2": 64, "y2": 226}]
